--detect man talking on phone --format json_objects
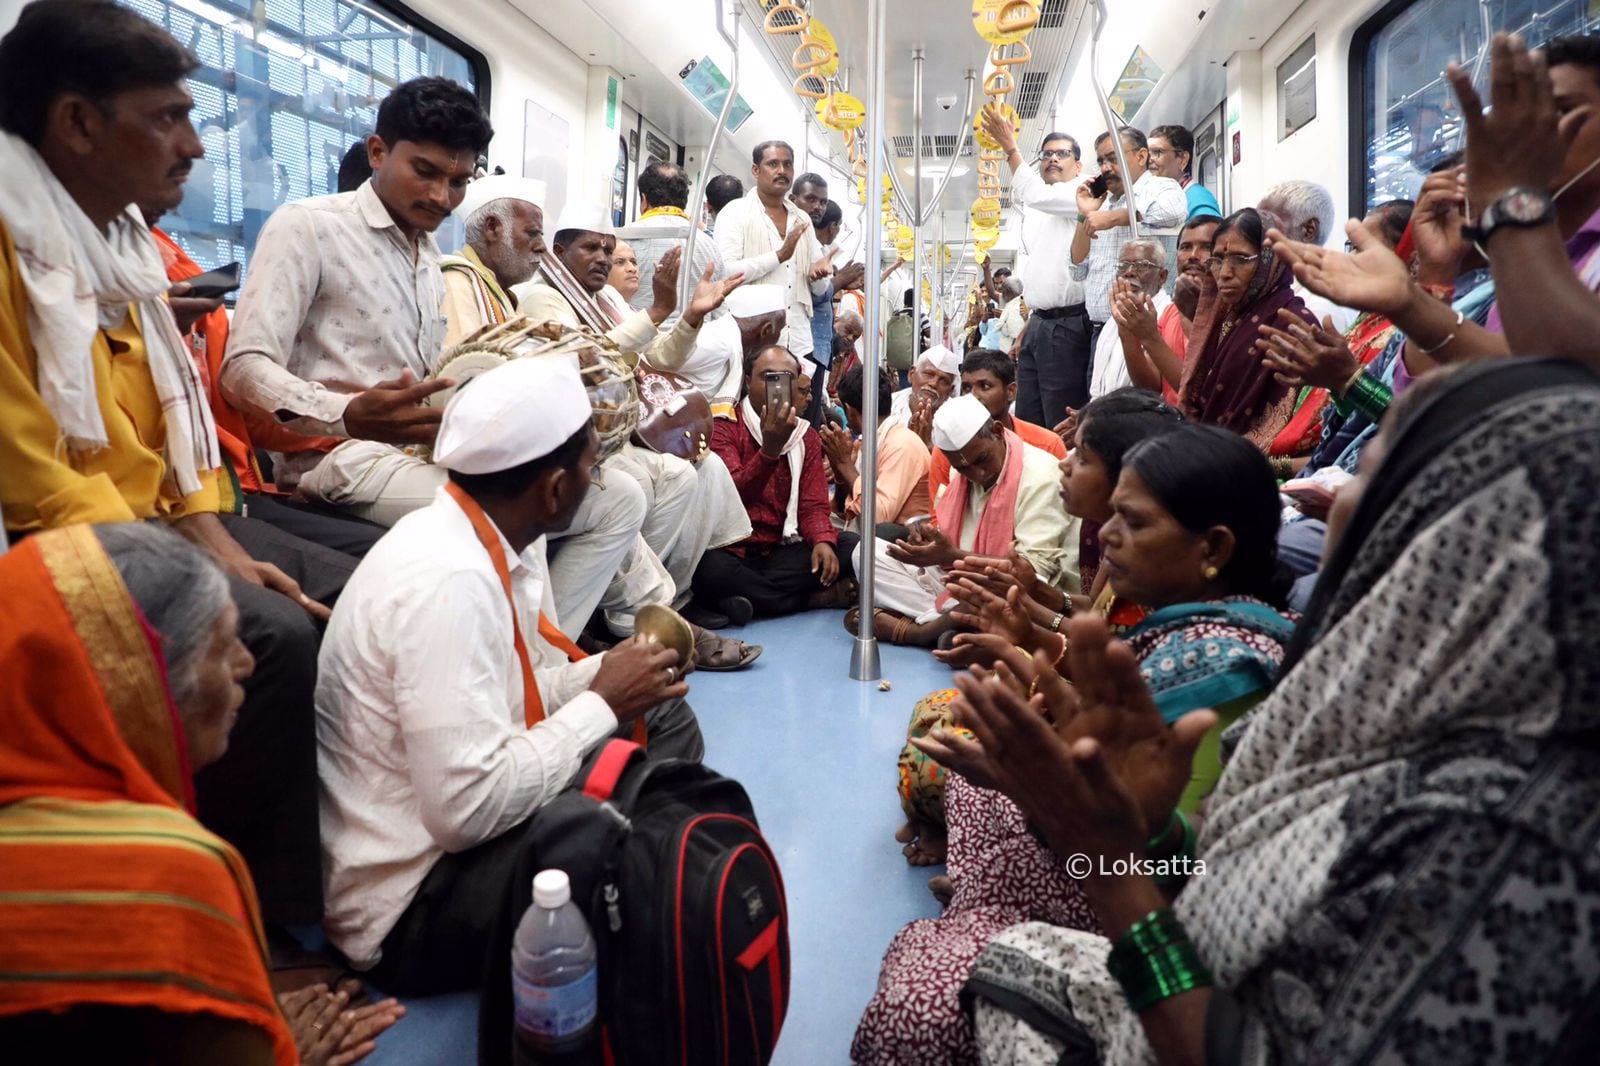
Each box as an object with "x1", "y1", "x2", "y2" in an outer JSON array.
[
  {"x1": 980, "y1": 105, "x2": 1095, "y2": 431},
  {"x1": 693, "y1": 345, "x2": 857, "y2": 619}
]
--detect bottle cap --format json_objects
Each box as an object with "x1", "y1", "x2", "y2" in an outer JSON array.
[{"x1": 533, "y1": 869, "x2": 571, "y2": 909}]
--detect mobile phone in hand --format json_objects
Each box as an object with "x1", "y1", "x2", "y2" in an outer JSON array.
[
  {"x1": 1087, "y1": 173, "x2": 1109, "y2": 199},
  {"x1": 182, "y1": 262, "x2": 241, "y2": 299},
  {"x1": 764, "y1": 370, "x2": 793, "y2": 412}
]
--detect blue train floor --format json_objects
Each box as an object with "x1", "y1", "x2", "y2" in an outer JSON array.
[{"x1": 353, "y1": 607, "x2": 953, "y2": 1066}]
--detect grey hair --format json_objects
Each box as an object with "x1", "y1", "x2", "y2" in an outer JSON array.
[
  {"x1": 464, "y1": 197, "x2": 519, "y2": 249},
  {"x1": 93, "y1": 523, "x2": 232, "y2": 711},
  {"x1": 836, "y1": 308, "x2": 864, "y2": 331},
  {"x1": 1002, "y1": 276, "x2": 1024, "y2": 298},
  {"x1": 1260, "y1": 180, "x2": 1336, "y2": 246},
  {"x1": 1125, "y1": 237, "x2": 1167, "y2": 268}
]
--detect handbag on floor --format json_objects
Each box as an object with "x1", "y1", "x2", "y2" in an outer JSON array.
[{"x1": 480, "y1": 739, "x2": 789, "y2": 1066}]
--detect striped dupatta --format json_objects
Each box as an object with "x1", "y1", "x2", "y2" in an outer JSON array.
[{"x1": 0, "y1": 526, "x2": 294, "y2": 1064}]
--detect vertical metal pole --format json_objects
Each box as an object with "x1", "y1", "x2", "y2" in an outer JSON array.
[
  {"x1": 911, "y1": 49, "x2": 925, "y2": 365},
  {"x1": 1090, "y1": 0, "x2": 1137, "y2": 240},
  {"x1": 850, "y1": 0, "x2": 887, "y2": 682},
  {"x1": 683, "y1": 1, "x2": 740, "y2": 309}
]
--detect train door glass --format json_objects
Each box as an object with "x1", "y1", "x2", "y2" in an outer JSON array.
[
  {"x1": 118, "y1": 0, "x2": 485, "y2": 282},
  {"x1": 1356, "y1": 0, "x2": 1597, "y2": 213},
  {"x1": 1193, "y1": 100, "x2": 1228, "y2": 215}
]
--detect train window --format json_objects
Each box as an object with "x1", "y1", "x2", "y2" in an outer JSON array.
[
  {"x1": 1277, "y1": 35, "x2": 1316, "y2": 141},
  {"x1": 1354, "y1": 0, "x2": 1596, "y2": 213},
  {"x1": 118, "y1": 0, "x2": 487, "y2": 281}
]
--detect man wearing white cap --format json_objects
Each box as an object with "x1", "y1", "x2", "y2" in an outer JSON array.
[
  {"x1": 318, "y1": 355, "x2": 703, "y2": 995},
  {"x1": 887, "y1": 344, "x2": 962, "y2": 440},
  {"x1": 440, "y1": 174, "x2": 548, "y2": 346},
  {"x1": 223, "y1": 78, "x2": 493, "y2": 524},
  {"x1": 509, "y1": 201, "x2": 760, "y2": 656},
  {"x1": 683, "y1": 283, "x2": 788, "y2": 415},
  {"x1": 854, "y1": 394, "x2": 1076, "y2": 646}
]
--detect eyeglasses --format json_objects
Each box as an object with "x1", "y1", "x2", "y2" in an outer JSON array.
[
  {"x1": 1039, "y1": 149, "x2": 1075, "y2": 161},
  {"x1": 1116, "y1": 259, "x2": 1161, "y2": 275},
  {"x1": 1147, "y1": 146, "x2": 1171, "y2": 158},
  {"x1": 1204, "y1": 253, "x2": 1261, "y2": 274}
]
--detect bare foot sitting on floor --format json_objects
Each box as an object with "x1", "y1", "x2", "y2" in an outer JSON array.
[
  {"x1": 895, "y1": 818, "x2": 947, "y2": 865},
  {"x1": 928, "y1": 875, "x2": 954, "y2": 907}
]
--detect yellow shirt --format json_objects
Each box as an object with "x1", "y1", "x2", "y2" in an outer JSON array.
[{"x1": 0, "y1": 219, "x2": 218, "y2": 533}]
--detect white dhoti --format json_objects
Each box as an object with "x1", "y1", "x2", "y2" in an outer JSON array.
[
  {"x1": 294, "y1": 441, "x2": 448, "y2": 527},
  {"x1": 855, "y1": 539, "x2": 952, "y2": 625}
]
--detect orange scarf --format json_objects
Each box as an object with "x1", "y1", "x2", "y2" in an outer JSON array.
[
  {"x1": 932, "y1": 427, "x2": 1026, "y2": 610},
  {"x1": 0, "y1": 527, "x2": 294, "y2": 1064},
  {"x1": 444, "y1": 482, "x2": 647, "y2": 744}
]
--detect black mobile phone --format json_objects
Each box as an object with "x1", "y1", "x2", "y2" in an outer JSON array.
[
  {"x1": 1087, "y1": 172, "x2": 1110, "y2": 199},
  {"x1": 764, "y1": 370, "x2": 793, "y2": 411},
  {"x1": 182, "y1": 262, "x2": 241, "y2": 299}
]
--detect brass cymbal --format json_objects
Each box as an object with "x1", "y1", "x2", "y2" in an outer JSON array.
[{"x1": 634, "y1": 604, "x2": 696, "y2": 670}]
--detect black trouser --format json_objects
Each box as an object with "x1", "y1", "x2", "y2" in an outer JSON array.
[
  {"x1": 1015, "y1": 304, "x2": 1092, "y2": 429},
  {"x1": 364, "y1": 701, "x2": 705, "y2": 996},
  {"x1": 692, "y1": 534, "x2": 860, "y2": 617},
  {"x1": 193, "y1": 515, "x2": 361, "y2": 924},
  {"x1": 240, "y1": 492, "x2": 386, "y2": 560}
]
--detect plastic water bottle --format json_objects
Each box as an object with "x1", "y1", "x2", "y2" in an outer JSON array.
[{"x1": 512, "y1": 869, "x2": 600, "y2": 1065}]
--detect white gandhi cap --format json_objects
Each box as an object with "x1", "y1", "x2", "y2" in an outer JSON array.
[
  {"x1": 931, "y1": 393, "x2": 996, "y2": 452},
  {"x1": 919, "y1": 344, "x2": 962, "y2": 377},
  {"x1": 432, "y1": 357, "x2": 592, "y2": 474},
  {"x1": 455, "y1": 175, "x2": 548, "y2": 221},
  {"x1": 723, "y1": 284, "x2": 786, "y2": 319},
  {"x1": 553, "y1": 200, "x2": 614, "y2": 237}
]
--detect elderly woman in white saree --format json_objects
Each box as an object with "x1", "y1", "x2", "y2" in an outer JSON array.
[{"x1": 937, "y1": 359, "x2": 1600, "y2": 1066}]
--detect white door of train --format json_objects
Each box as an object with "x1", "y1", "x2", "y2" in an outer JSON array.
[{"x1": 1193, "y1": 100, "x2": 1229, "y2": 215}]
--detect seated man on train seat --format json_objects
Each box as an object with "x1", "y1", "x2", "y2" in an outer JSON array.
[
  {"x1": 705, "y1": 172, "x2": 744, "y2": 232},
  {"x1": 602, "y1": 238, "x2": 640, "y2": 320},
  {"x1": 510, "y1": 201, "x2": 760, "y2": 661},
  {"x1": 221, "y1": 75, "x2": 493, "y2": 526},
  {"x1": 439, "y1": 174, "x2": 546, "y2": 347},
  {"x1": 145, "y1": 205, "x2": 386, "y2": 560},
  {"x1": 0, "y1": 0, "x2": 348, "y2": 932},
  {"x1": 679, "y1": 283, "x2": 788, "y2": 418},
  {"x1": 1092, "y1": 237, "x2": 1175, "y2": 399},
  {"x1": 820, "y1": 365, "x2": 933, "y2": 537},
  {"x1": 1259, "y1": 179, "x2": 1360, "y2": 335},
  {"x1": 888, "y1": 344, "x2": 962, "y2": 445},
  {"x1": 1146, "y1": 123, "x2": 1223, "y2": 220},
  {"x1": 929, "y1": 348, "x2": 1066, "y2": 503},
  {"x1": 853, "y1": 395, "x2": 1076, "y2": 648},
  {"x1": 693, "y1": 345, "x2": 858, "y2": 619},
  {"x1": 318, "y1": 355, "x2": 702, "y2": 999}
]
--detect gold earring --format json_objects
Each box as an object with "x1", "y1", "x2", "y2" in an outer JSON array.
[{"x1": 1204, "y1": 566, "x2": 1219, "y2": 581}]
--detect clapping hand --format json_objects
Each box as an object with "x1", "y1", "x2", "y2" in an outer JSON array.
[
  {"x1": 1448, "y1": 33, "x2": 1568, "y2": 215},
  {"x1": 1411, "y1": 167, "x2": 1470, "y2": 283},
  {"x1": 1267, "y1": 220, "x2": 1412, "y2": 317},
  {"x1": 1256, "y1": 310, "x2": 1357, "y2": 390},
  {"x1": 908, "y1": 394, "x2": 936, "y2": 446},
  {"x1": 946, "y1": 578, "x2": 1037, "y2": 650},
  {"x1": 684, "y1": 263, "x2": 745, "y2": 328},
  {"x1": 887, "y1": 520, "x2": 958, "y2": 569},
  {"x1": 948, "y1": 615, "x2": 1216, "y2": 863},
  {"x1": 817, "y1": 421, "x2": 855, "y2": 476},
  {"x1": 1111, "y1": 281, "x2": 1160, "y2": 341},
  {"x1": 1052, "y1": 406, "x2": 1080, "y2": 443}
]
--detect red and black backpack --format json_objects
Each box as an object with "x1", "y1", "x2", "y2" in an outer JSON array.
[{"x1": 480, "y1": 740, "x2": 789, "y2": 1066}]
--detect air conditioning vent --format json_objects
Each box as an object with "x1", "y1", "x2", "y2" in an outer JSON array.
[
  {"x1": 927, "y1": 134, "x2": 958, "y2": 158},
  {"x1": 891, "y1": 135, "x2": 916, "y2": 158},
  {"x1": 1015, "y1": 71, "x2": 1049, "y2": 119},
  {"x1": 1038, "y1": 0, "x2": 1070, "y2": 29}
]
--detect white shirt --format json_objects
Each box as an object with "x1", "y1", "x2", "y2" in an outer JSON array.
[
  {"x1": 674, "y1": 312, "x2": 744, "y2": 402},
  {"x1": 1294, "y1": 281, "x2": 1360, "y2": 336},
  {"x1": 713, "y1": 189, "x2": 828, "y2": 357},
  {"x1": 932, "y1": 441, "x2": 1080, "y2": 594},
  {"x1": 1010, "y1": 165, "x2": 1092, "y2": 310},
  {"x1": 998, "y1": 295, "x2": 1028, "y2": 352},
  {"x1": 886, "y1": 386, "x2": 914, "y2": 428},
  {"x1": 317, "y1": 488, "x2": 617, "y2": 967},
  {"x1": 617, "y1": 212, "x2": 742, "y2": 330},
  {"x1": 221, "y1": 180, "x2": 447, "y2": 488},
  {"x1": 1072, "y1": 171, "x2": 1187, "y2": 323},
  {"x1": 1089, "y1": 290, "x2": 1172, "y2": 398}
]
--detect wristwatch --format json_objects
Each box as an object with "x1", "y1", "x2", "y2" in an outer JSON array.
[{"x1": 1463, "y1": 186, "x2": 1556, "y2": 245}]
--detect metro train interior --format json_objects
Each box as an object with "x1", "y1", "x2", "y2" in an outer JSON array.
[{"x1": 3, "y1": 0, "x2": 1599, "y2": 1061}]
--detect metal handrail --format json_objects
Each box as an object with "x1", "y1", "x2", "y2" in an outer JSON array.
[
  {"x1": 682, "y1": 0, "x2": 741, "y2": 311},
  {"x1": 1089, "y1": 0, "x2": 1137, "y2": 239}
]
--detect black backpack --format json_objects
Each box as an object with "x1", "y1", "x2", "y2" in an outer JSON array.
[{"x1": 479, "y1": 740, "x2": 790, "y2": 1066}]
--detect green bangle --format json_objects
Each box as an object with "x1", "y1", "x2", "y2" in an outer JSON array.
[
  {"x1": 1347, "y1": 372, "x2": 1392, "y2": 421},
  {"x1": 1106, "y1": 908, "x2": 1214, "y2": 1011}
]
